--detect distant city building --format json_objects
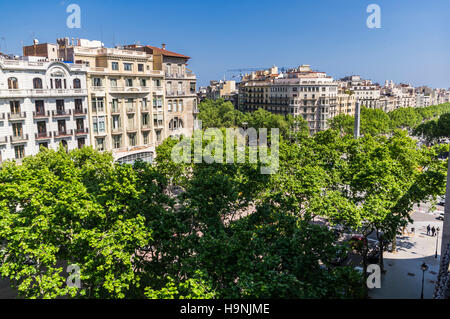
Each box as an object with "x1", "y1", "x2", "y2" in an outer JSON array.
[
  {"x1": 0, "y1": 55, "x2": 89, "y2": 163},
  {"x1": 238, "y1": 65, "x2": 339, "y2": 135},
  {"x1": 199, "y1": 80, "x2": 238, "y2": 106}
]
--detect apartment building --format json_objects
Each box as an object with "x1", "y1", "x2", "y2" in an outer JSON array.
[
  {"x1": 0, "y1": 55, "x2": 89, "y2": 163},
  {"x1": 336, "y1": 83, "x2": 356, "y2": 116},
  {"x1": 239, "y1": 65, "x2": 339, "y2": 135},
  {"x1": 200, "y1": 80, "x2": 239, "y2": 105},
  {"x1": 24, "y1": 38, "x2": 169, "y2": 164},
  {"x1": 124, "y1": 44, "x2": 198, "y2": 138}
]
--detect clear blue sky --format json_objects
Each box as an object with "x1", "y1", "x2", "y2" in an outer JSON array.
[{"x1": 1, "y1": 0, "x2": 449, "y2": 88}]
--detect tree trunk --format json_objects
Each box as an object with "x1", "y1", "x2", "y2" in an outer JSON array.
[
  {"x1": 392, "y1": 236, "x2": 397, "y2": 253},
  {"x1": 362, "y1": 236, "x2": 369, "y2": 298}
]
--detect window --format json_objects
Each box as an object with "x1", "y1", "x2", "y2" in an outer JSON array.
[
  {"x1": 179, "y1": 100, "x2": 184, "y2": 112},
  {"x1": 56, "y1": 100, "x2": 65, "y2": 113},
  {"x1": 112, "y1": 115, "x2": 121, "y2": 130},
  {"x1": 75, "y1": 99, "x2": 83, "y2": 113},
  {"x1": 54, "y1": 79, "x2": 63, "y2": 89},
  {"x1": 156, "y1": 130, "x2": 162, "y2": 142},
  {"x1": 76, "y1": 118, "x2": 85, "y2": 131},
  {"x1": 129, "y1": 133, "x2": 136, "y2": 147},
  {"x1": 168, "y1": 101, "x2": 172, "y2": 112},
  {"x1": 142, "y1": 98, "x2": 148, "y2": 110},
  {"x1": 96, "y1": 138, "x2": 105, "y2": 151},
  {"x1": 14, "y1": 145, "x2": 25, "y2": 159},
  {"x1": 112, "y1": 62, "x2": 119, "y2": 70},
  {"x1": 140, "y1": 79, "x2": 147, "y2": 87},
  {"x1": 143, "y1": 132, "x2": 149, "y2": 145},
  {"x1": 138, "y1": 64, "x2": 144, "y2": 72},
  {"x1": 12, "y1": 123, "x2": 23, "y2": 137},
  {"x1": 33, "y1": 78, "x2": 43, "y2": 89},
  {"x1": 35, "y1": 100, "x2": 45, "y2": 115},
  {"x1": 78, "y1": 138, "x2": 86, "y2": 149},
  {"x1": 93, "y1": 116, "x2": 106, "y2": 133},
  {"x1": 73, "y1": 79, "x2": 81, "y2": 89},
  {"x1": 142, "y1": 113, "x2": 149, "y2": 126},
  {"x1": 124, "y1": 63, "x2": 133, "y2": 71},
  {"x1": 37, "y1": 121, "x2": 47, "y2": 135},
  {"x1": 113, "y1": 135, "x2": 122, "y2": 149},
  {"x1": 128, "y1": 114, "x2": 135, "y2": 129},
  {"x1": 92, "y1": 97, "x2": 104, "y2": 113},
  {"x1": 92, "y1": 78, "x2": 102, "y2": 87},
  {"x1": 153, "y1": 79, "x2": 161, "y2": 87},
  {"x1": 10, "y1": 101, "x2": 21, "y2": 114},
  {"x1": 173, "y1": 101, "x2": 178, "y2": 113},
  {"x1": 111, "y1": 99, "x2": 119, "y2": 113},
  {"x1": 57, "y1": 120, "x2": 67, "y2": 135},
  {"x1": 126, "y1": 78, "x2": 133, "y2": 87},
  {"x1": 8, "y1": 77, "x2": 18, "y2": 89}
]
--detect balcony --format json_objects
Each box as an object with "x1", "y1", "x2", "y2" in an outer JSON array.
[
  {"x1": 126, "y1": 106, "x2": 136, "y2": 114},
  {"x1": 54, "y1": 130, "x2": 73, "y2": 138},
  {"x1": 74, "y1": 108, "x2": 88, "y2": 116},
  {"x1": 126, "y1": 126, "x2": 138, "y2": 133},
  {"x1": 110, "y1": 86, "x2": 151, "y2": 94},
  {"x1": 0, "y1": 136, "x2": 8, "y2": 144},
  {"x1": 52, "y1": 110, "x2": 72, "y2": 117},
  {"x1": 141, "y1": 125, "x2": 152, "y2": 131},
  {"x1": 10, "y1": 134, "x2": 29, "y2": 143},
  {"x1": 141, "y1": 105, "x2": 150, "y2": 113},
  {"x1": 111, "y1": 127, "x2": 123, "y2": 134},
  {"x1": 0, "y1": 89, "x2": 87, "y2": 97},
  {"x1": 75, "y1": 128, "x2": 89, "y2": 136},
  {"x1": 153, "y1": 86, "x2": 164, "y2": 95},
  {"x1": 8, "y1": 112, "x2": 27, "y2": 121},
  {"x1": 33, "y1": 111, "x2": 51, "y2": 119},
  {"x1": 35, "y1": 132, "x2": 52, "y2": 140}
]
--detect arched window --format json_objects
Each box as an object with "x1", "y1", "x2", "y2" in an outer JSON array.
[
  {"x1": 178, "y1": 119, "x2": 184, "y2": 129},
  {"x1": 8, "y1": 77, "x2": 18, "y2": 89},
  {"x1": 33, "y1": 78, "x2": 43, "y2": 89},
  {"x1": 73, "y1": 79, "x2": 81, "y2": 89}
]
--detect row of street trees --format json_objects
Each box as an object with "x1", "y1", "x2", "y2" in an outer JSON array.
[{"x1": 0, "y1": 100, "x2": 448, "y2": 299}]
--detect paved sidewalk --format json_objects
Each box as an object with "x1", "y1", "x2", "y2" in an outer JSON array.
[{"x1": 369, "y1": 219, "x2": 443, "y2": 299}]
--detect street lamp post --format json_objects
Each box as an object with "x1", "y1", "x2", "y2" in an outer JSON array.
[
  {"x1": 420, "y1": 262, "x2": 428, "y2": 299},
  {"x1": 435, "y1": 227, "x2": 440, "y2": 259}
]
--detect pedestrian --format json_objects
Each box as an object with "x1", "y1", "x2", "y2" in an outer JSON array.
[
  {"x1": 427, "y1": 225, "x2": 431, "y2": 236},
  {"x1": 431, "y1": 226, "x2": 436, "y2": 237}
]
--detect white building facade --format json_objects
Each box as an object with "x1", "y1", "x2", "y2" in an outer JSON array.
[{"x1": 0, "y1": 56, "x2": 89, "y2": 163}]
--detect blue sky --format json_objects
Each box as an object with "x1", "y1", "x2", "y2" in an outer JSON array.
[{"x1": 0, "y1": 0, "x2": 449, "y2": 88}]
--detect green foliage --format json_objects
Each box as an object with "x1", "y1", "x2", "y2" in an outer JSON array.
[{"x1": 198, "y1": 98, "x2": 245, "y2": 129}]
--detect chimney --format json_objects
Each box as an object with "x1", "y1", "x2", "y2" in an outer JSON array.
[{"x1": 162, "y1": 43, "x2": 166, "y2": 50}]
